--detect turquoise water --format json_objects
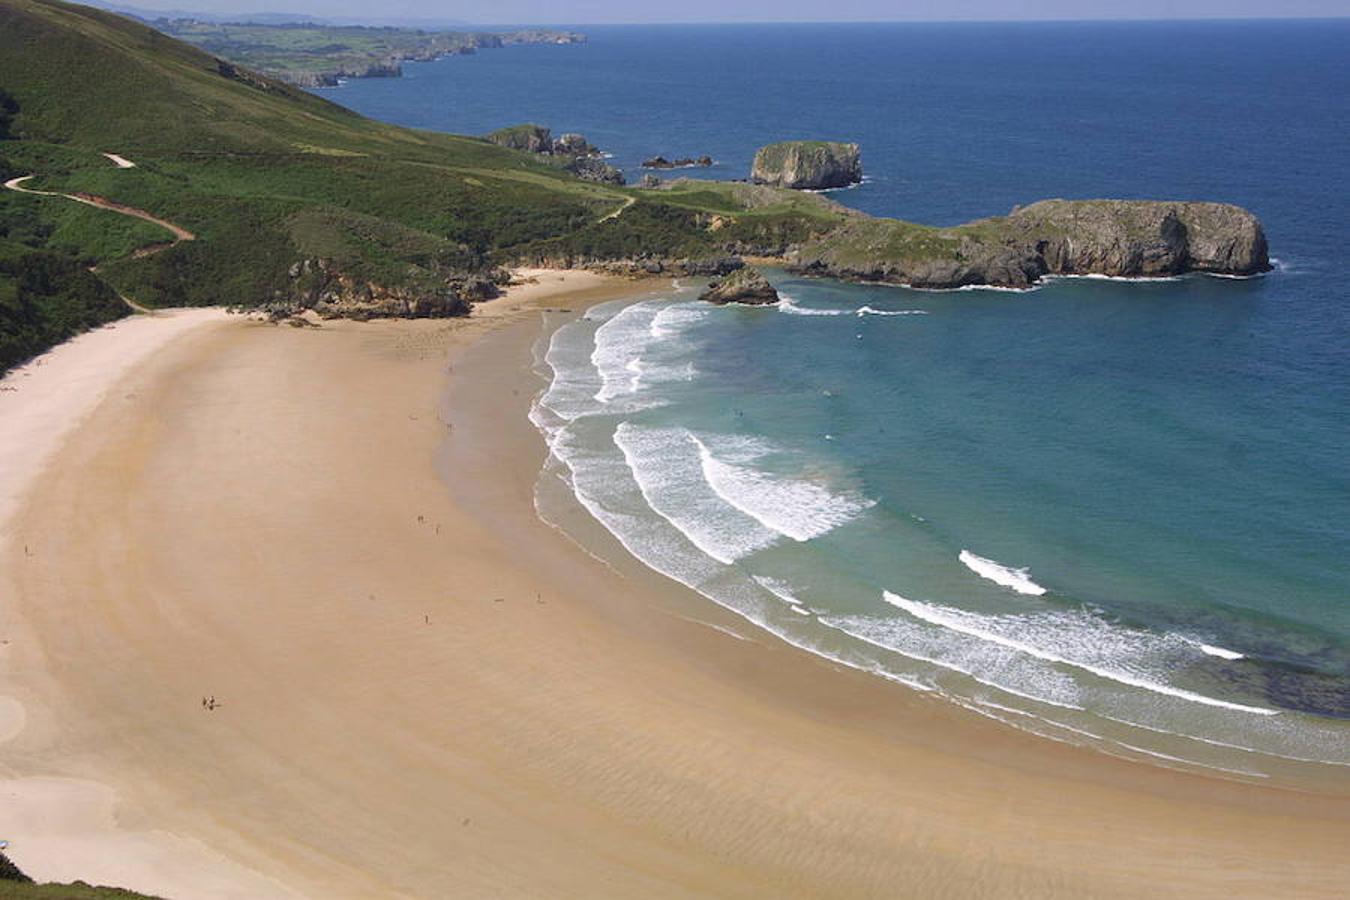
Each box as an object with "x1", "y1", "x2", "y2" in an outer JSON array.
[{"x1": 323, "y1": 21, "x2": 1350, "y2": 780}]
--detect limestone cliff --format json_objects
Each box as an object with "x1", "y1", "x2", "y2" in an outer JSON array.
[
  {"x1": 751, "y1": 141, "x2": 862, "y2": 190},
  {"x1": 788, "y1": 199, "x2": 1269, "y2": 289}
]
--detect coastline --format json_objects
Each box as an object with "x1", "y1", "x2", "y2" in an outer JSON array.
[{"x1": 1, "y1": 273, "x2": 1347, "y2": 897}]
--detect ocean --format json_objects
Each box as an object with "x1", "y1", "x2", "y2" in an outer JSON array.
[{"x1": 318, "y1": 20, "x2": 1350, "y2": 782}]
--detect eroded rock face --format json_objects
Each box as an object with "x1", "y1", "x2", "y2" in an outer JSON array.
[
  {"x1": 1011, "y1": 199, "x2": 1270, "y2": 278},
  {"x1": 751, "y1": 141, "x2": 862, "y2": 190},
  {"x1": 485, "y1": 124, "x2": 554, "y2": 154},
  {"x1": 788, "y1": 200, "x2": 1270, "y2": 289},
  {"x1": 485, "y1": 125, "x2": 625, "y2": 184},
  {"x1": 276, "y1": 258, "x2": 495, "y2": 320},
  {"x1": 699, "y1": 266, "x2": 780, "y2": 305}
]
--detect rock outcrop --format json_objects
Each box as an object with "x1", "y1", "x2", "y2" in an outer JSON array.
[
  {"x1": 699, "y1": 266, "x2": 780, "y2": 305},
  {"x1": 642, "y1": 155, "x2": 714, "y2": 169},
  {"x1": 751, "y1": 141, "x2": 862, "y2": 190},
  {"x1": 788, "y1": 199, "x2": 1269, "y2": 289},
  {"x1": 273, "y1": 258, "x2": 499, "y2": 320},
  {"x1": 485, "y1": 125, "x2": 625, "y2": 184},
  {"x1": 486, "y1": 124, "x2": 556, "y2": 154},
  {"x1": 563, "y1": 156, "x2": 625, "y2": 185}
]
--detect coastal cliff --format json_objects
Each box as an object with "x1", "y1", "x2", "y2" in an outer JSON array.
[
  {"x1": 787, "y1": 199, "x2": 1270, "y2": 289},
  {"x1": 149, "y1": 20, "x2": 587, "y2": 87},
  {"x1": 752, "y1": 141, "x2": 863, "y2": 190}
]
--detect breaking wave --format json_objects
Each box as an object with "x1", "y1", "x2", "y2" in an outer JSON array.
[{"x1": 959, "y1": 550, "x2": 1047, "y2": 596}]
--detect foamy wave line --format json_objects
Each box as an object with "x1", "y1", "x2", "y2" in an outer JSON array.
[
  {"x1": 959, "y1": 550, "x2": 1047, "y2": 596},
  {"x1": 1091, "y1": 708, "x2": 1350, "y2": 767},
  {"x1": 855, "y1": 305, "x2": 927, "y2": 316},
  {"x1": 613, "y1": 423, "x2": 779, "y2": 565},
  {"x1": 1111, "y1": 740, "x2": 1269, "y2": 779},
  {"x1": 778, "y1": 296, "x2": 926, "y2": 317},
  {"x1": 694, "y1": 436, "x2": 874, "y2": 542},
  {"x1": 1193, "y1": 641, "x2": 1245, "y2": 661},
  {"x1": 1044, "y1": 273, "x2": 1183, "y2": 284},
  {"x1": 778, "y1": 296, "x2": 850, "y2": 316},
  {"x1": 753, "y1": 575, "x2": 818, "y2": 618},
  {"x1": 822, "y1": 612, "x2": 1085, "y2": 711},
  {"x1": 883, "y1": 592, "x2": 1277, "y2": 716}
]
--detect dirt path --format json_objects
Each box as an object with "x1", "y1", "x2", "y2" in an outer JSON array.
[
  {"x1": 4, "y1": 175, "x2": 195, "y2": 244},
  {"x1": 4, "y1": 166, "x2": 196, "y2": 314},
  {"x1": 598, "y1": 193, "x2": 636, "y2": 223}
]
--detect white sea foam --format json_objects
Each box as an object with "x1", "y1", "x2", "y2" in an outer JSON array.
[
  {"x1": 591, "y1": 302, "x2": 658, "y2": 402},
  {"x1": 613, "y1": 423, "x2": 779, "y2": 565},
  {"x1": 824, "y1": 611, "x2": 1085, "y2": 710},
  {"x1": 882, "y1": 592, "x2": 1277, "y2": 716},
  {"x1": 1044, "y1": 273, "x2": 1183, "y2": 284},
  {"x1": 778, "y1": 296, "x2": 851, "y2": 316},
  {"x1": 958, "y1": 550, "x2": 1047, "y2": 596},
  {"x1": 693, "y1": 435, "x2": 874, "y2": 542},
  {"x1": 778, "y1": 295, "x2": 927, "y2": 317},
  {"x1": 1197, "y1": 642, "x2": 1245, "y2": 660},
  {"x1": 855, "y1": 305, "x2": 927, "y2": 316},
  {"x1": 650, "y1": 303, "x2": 709, "y2": 338},
  {"x1": 587, "y1": 300, "x2": 703, "y2": 406}
]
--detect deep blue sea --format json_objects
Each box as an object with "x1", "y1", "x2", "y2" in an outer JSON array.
[{"x1": 319, "y1": 21, "x2": 1350, "y2": 782}]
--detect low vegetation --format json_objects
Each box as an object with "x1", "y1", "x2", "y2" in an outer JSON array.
[{"x1": 0, "y1": 851, "x2": 160, "y2": 899}]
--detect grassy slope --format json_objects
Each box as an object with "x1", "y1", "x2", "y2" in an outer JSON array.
[{"x1": 0, "y1": 0, "x2": 847, "y2": 317}]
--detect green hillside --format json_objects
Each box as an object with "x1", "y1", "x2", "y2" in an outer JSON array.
[{"x1": 0, "y1": 0, "x2": 844, "y2": 369}]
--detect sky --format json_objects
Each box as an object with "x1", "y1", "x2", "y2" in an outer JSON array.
[{"x1": 106, "y1": 0, "x2": 1350, "y2": 24}]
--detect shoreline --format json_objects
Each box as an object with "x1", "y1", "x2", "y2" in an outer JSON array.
[{"x1": 1, "y1": 274, "x2": 1348, "y2": 897}]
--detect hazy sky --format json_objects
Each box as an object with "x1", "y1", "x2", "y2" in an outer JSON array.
[{"x1": 113, "y1": 0, "x2": 1350, "y2": 24}]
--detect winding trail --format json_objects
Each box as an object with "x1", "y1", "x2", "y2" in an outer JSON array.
[
  {"x1": 597, "y1": 193, "x2": 636, "y2": 223},
  {"x1": 3, "y1": 175, "x2": 195, "y2": 245},
  {"x1": 4, "y1": 156, "x2": 195, "y2": 313}
]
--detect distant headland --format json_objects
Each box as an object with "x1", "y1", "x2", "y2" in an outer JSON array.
[{"x1": 148, "y1": 18, "x2": 586, "y2": 87}]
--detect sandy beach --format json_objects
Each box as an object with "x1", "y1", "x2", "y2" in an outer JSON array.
[{"x1": 2, "y1": 270, "x2": 1348, "y2": 899}]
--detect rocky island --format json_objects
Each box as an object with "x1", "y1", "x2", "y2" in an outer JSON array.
[
  {"x1": 752, "y1": 141, "x2": 863, "y2": 190},
  {"x1": 699, "y1": 265, "x2": 781, "y2": 305}
]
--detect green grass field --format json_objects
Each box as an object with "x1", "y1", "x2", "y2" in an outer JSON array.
[{"x1": 0, "y1": 0, "x2": 857, "y2": 372}]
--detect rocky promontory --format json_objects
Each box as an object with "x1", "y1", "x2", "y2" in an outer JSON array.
[
  {"x1": 699, "y1": 266, "x2": 780, "y2": 305},
  {"x1": 751, "y1": 141, "x2": 862, "y2": 190},
  {"x1": 787, "y1": 199, "x2": 1270, "y2": 289},
  {"x1": 485, "y1": 124, "x2": 625, "y2": 184}
]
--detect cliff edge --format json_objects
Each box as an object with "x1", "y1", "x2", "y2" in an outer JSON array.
[{"x1": 751, "y1": 141, "x2": 862, "y2": 191}]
